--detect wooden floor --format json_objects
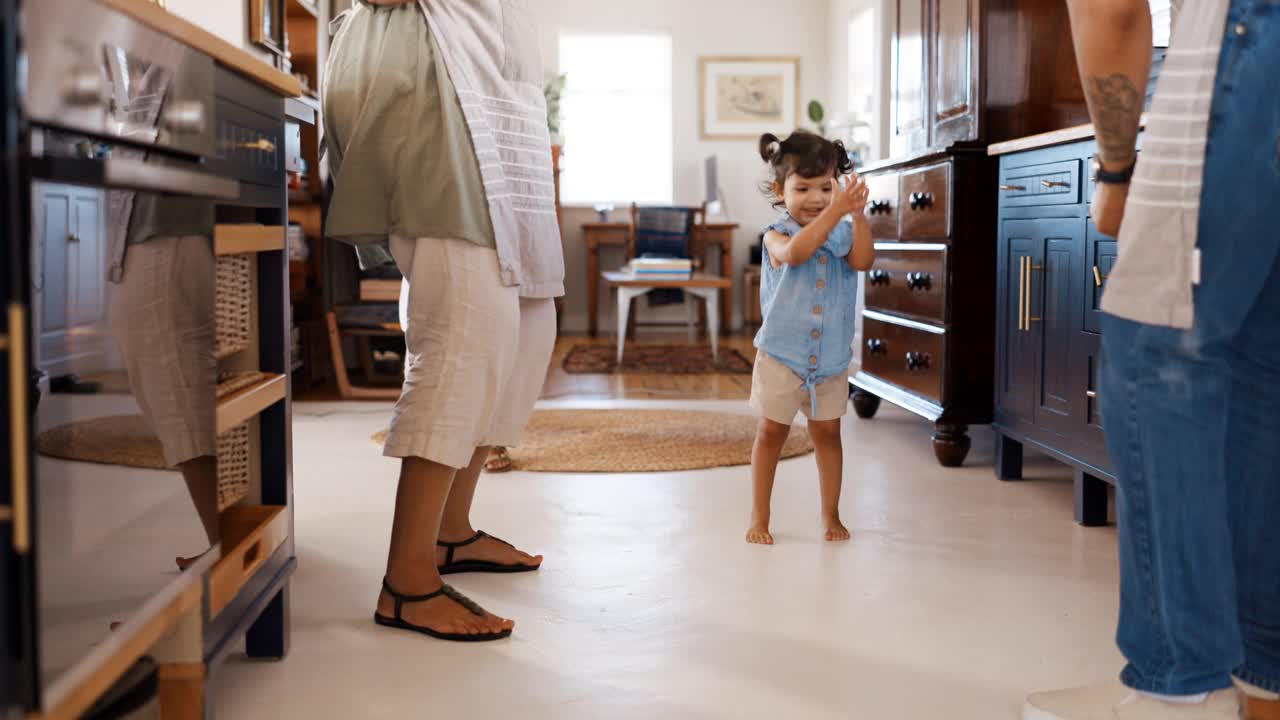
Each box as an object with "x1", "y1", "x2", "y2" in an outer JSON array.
[
  {"x1": 542, "y1": 333, "x2": 757, "y2": 402},
  {"x1": 299, "y1": 331, "x2": 759, "y2": 403}
]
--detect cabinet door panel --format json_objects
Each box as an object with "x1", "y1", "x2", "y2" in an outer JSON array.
[
  {"x1": 39, "y1": 186, "x2": 72, "y2": 334},
  {"x1": 933, "y1": 0, "x2": 978, "y2": 146},
  {"x1": 71, "y1": 191, "x2": 105, "y2": 329},
  {"x1": 1077, "y1": 331, "x2": 1113, "y2": 471},
  {"x1": 891, "y1": 0, "x2": 929, "y2": 156},
  {"x1": 997, "y1": 220, "x2": 1039, "y2": 426},
  {"x1": 1033, "y1": 219, "x2": 1086, "y2": 436}
]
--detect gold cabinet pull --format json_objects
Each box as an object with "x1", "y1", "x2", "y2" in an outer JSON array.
[
  {"x1": 6, "y1": 304, "x2": 30, "y2": 554},
  {"x1": 1018, "y1": 257, "x2": 1028, "y2": 332},
  {"x1": 1000, "y1": 184, "x2": 1026, "y2": 192},
  {"x1": 1042, "y1": 179, "x2": 1071, "y2": 189},
  {"x1": 239, "y1": 138, "x2": 277, "y2": 153},
  {"x1": 1086, "y1": 390, "x2": 1098, "y2": 399},
  {"x1": 1025, "y1": 261, "x2": 1042, "y2": 327},
  {"x1": 1093, "y1": 265, "x2": 1108, "y2": 287}
]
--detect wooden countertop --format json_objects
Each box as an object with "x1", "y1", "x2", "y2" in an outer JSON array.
[
  {"x1": 988, "y1": 114, "x2": 1149, "y2": 156},
  {"x1": 99, "y1": 0, "x2": 302, "y2": 98}
]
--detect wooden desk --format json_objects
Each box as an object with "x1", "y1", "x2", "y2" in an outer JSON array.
[{"x1": 584, "y1": 221, "x2": 739, "y2": 336}]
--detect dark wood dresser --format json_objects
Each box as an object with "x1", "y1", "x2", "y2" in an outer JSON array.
[{"x1": 849, "y1": 0, "x2": 1090, "y2": 466}]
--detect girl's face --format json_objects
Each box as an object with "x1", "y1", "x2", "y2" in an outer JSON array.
[{"x1": 774, "y1": 170, "x2": 836, "y2": 226}]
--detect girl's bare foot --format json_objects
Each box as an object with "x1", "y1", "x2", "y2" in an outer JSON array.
[
  {"x1": 175, "y1": 548, "x2": 213, "y2": 571},
  {"x1": 746, "y1": 512, "x2": 774, "y2": 544},
  {"x1": 824, "y1": 516, "x2": 851, "y2": 542}
]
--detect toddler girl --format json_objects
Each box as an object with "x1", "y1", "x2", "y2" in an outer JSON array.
[{"x1": 746, "y1": 130, "x2": 874, "y2": 545}]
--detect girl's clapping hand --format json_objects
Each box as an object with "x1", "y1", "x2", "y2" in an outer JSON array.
[{"x1": 832, "y1": 173, "x2": 870, "y2": 216}]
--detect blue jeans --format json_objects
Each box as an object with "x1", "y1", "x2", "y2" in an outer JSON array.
[{"x1": 1101, "y1": 0, "x2": 1280, "y2": 696}]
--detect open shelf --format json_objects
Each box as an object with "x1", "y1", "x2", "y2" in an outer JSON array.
[
  {"x1": 215, "y1": 224, "x2": 285, "y2": 256},
  {"x1": 359, "y1": 279, "x2": 400, "y2": 303},
  {"x1": 208, "y1": 506, "x2": 289, "y2": 618},
  {"x1": 216, "y1": 374, "x2": 286, "y2": 434},
  {"x1": 38, "y1": 579, "x2": 202, "y2": 720}
]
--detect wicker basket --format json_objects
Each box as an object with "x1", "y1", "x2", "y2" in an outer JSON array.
[
  {"x1": 216, "y1": 255, "x2": 252, "y2": 361},
  {"x1": 216, "y1": 423, "x2": 251, "y2": 511}
]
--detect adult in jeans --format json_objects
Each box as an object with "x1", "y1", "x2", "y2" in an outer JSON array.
[
  {"x1": 1024, "y1": 0, "x2": 1280, "y2": 718},
  {"x1": 323, "y1": 0, "x2": 563, "y2": 641}
]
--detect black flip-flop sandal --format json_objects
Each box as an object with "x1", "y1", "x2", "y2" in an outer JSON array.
[
  {"x1": 437, "y1": 531, "x2": 542, "y2": 575},
  {"x1": 373, "y1": 578, "x2": 511, "y2": 642}
]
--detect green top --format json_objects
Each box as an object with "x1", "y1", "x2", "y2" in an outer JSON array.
[
  {"x1": 323, "y1": 1, "x2": 495, "y2": 268},
  {"x1": 126, "y1": 193, "x2": 214, "y2": 246}
]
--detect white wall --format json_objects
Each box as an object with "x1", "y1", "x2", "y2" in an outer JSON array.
[
  {"x1": 530, "y1": 0, "x2": 831, "y2": 334},
  {"x1": 163, "y1": 0, "x2": 275, "y2": 65}
]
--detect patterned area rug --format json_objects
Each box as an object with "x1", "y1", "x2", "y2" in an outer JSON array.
[
  {"x1": 562, "y1": 344, "x2": 753, "y2": 375},
  {"x1": 371, "y1": 408, "x2": 813, "y2": 473}
]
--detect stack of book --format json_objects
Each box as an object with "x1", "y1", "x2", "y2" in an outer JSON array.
[{"x1": 628, "y1": 257, "x2": 693, "y2": 279}]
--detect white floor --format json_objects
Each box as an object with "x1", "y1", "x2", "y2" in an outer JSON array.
[{"x1": 214, "y1": 400, "x2": 1123, "y2": 719}]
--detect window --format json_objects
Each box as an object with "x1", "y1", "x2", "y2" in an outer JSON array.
[
  {"x1": 845, "y1": 6, "x2": 878, "y2": 164},
  {"x1": 559, "y1": 34, "x2": 672, "y2": 206},
  {"x1": 1149, "y1": 0, "x2": 1172, "y2": 47}
]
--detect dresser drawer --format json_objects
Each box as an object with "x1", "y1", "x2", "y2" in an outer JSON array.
[
  {"x1": 998, "y1": 159, "x2": 1082, "y2": 207},
  {"x1": 862, "y1": 313, "x2": 946, "y2": 404},
  {"x1": 863, "y1": 171, "x2": 900, "y2": 240},
  {"x1": 865, "y1": 244, "x2": 948, "y2": 323},
  {"x1": 900, "y1": 163, "x2": 951, "y2": 239}
]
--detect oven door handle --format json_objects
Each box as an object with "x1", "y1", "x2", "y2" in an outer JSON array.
[{"x1": 31, "y1": 156, "x2": 240, "y2": 200}]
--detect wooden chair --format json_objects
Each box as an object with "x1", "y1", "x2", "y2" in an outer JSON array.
[{"x1": 623, "y1": 202, "x2": 708, "y2": 338}]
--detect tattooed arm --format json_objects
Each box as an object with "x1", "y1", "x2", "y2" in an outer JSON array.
[{"x1": 1065, "y1": 0, "x2": 1153, "y2": 235}]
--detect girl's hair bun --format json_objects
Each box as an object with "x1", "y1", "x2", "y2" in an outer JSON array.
[{"x1": 758, "y1": 133, "x2": 782, "y2": 162}]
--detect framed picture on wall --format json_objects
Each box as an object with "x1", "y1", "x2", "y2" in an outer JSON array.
[
  {"x1": 250, "y1": 0, "x2": 286, "y2": 56},
  {"x1": 699, "y1": 56, "x2": 800, "y2": 140}
]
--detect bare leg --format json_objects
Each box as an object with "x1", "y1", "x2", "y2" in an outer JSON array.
[
  {"x1": 178, "y1": 455, "x2": 219, "y2": 544},
  {"x1": 747, "y1": 418, "x2": 790, "y2": 545},
  {"x1": 175, "y1": 456, "x2": 218, "y2": 570},
  {"x1": 437, "y1": 446, "x2": 542, "y2": 569},
  {"x1": 808, "y1": 419, "x2": 850, "y2": 542},
  {"x1": 376, "y1": 456, "x2": 513, "y2": 636}
]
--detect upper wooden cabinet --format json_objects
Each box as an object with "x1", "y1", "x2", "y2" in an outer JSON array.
[
  {"x1": 891, "y1": 0, "x2": 929, "y2": 157},
  {"x1": 932, "y1": 0, "x2": 979, "y2": 148},
  {"x1": 889, "y1": 0, "x2": 1091, "y2": 158}
]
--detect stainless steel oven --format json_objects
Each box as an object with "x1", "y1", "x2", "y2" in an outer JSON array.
[{"x1": 5, "y1": 1, "x2": 251, "y2": 716}]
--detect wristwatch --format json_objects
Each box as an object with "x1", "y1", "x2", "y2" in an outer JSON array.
[{"x1": 1093, "y1": 157, "x2": 1137, "y2": 185}]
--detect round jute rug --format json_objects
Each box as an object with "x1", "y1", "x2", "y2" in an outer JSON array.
[
  {"x1": 372, "y1": 409, "x2": 815, "y2": 473},
  {"x1": 36, "y1": 415, "x2": 167, "y2": 470}
]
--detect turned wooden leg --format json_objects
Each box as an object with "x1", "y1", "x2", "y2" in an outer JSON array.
[
  {"x1": 1073, "y1": 470, "x2": 1110, "y2": 527},
  {"x1": 995, "y1": 433, "x2": 1024, "y2": 481},
  {"x1": 932, "y1": 423, "x2": 972, "y2": 468},
  {"x1": 851, "y1": 389, "x2": 881, "y2": 419}
]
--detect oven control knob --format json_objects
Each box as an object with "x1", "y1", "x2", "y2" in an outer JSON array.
[
  {"x1": 162, "y1": 101, "x2": 208, "y2": 135},
  {"x1": 63, "y1": 65, "x2": 105, "y2": 108}
]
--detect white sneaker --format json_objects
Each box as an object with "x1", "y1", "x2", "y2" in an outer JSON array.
[{"x1": 1023, "y1": 681, "x2": 1240, "y2": 719}]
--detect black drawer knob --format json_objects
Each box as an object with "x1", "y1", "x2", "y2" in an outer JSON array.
[
  {"x1": 867, "y1": 338, "x2": 887, "y2": 356},
  {"x1": 868, "y1": 200, "x2": 892, "y2": 215},
  {"x1": 908, "y1": 192, "x2": 935, "y2": 211},
  {"x1": 868, "y1": 269, "x2": 892, "y2": 286},
  {"x1": 906, "y1": 272, "x2": 933, "y2": 291},
  {"x1": 905, "y1": 352, "x2": 931, "y2": 371}
]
